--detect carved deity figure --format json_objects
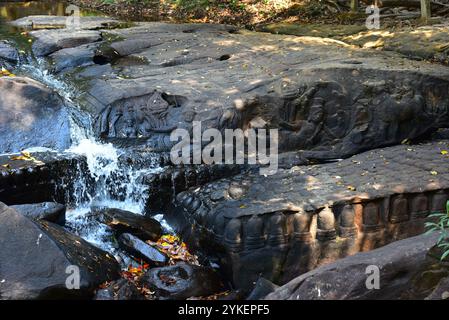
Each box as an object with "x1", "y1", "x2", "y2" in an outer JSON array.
[
  {"x1": 97, "y1": 91, "x2": 180, "y2": 139},
  {"x1": 280, "y1": 97, "x2": 325, "y2": 150}
]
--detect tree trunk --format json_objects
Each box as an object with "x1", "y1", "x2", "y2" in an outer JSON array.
[
  {"x1": 350, "y1": 0, "x2": 359, "y2": 11},
  {"x1": 421, "y1": 0, "x2": 431, "y2": 20}
]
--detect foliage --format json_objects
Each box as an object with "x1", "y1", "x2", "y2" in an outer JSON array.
[
  {"x1": 174, "y1": 0, "x2": 211, "y2": 11},
  {"x1": 426, "y1": 200, "x2": 449, "y2": 261},
  {"x1": 147, "y1": 234, "x2": 200, "y2": 265}
]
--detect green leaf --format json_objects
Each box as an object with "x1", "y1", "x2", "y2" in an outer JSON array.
[{"x1": 440, "y1": 249, "x2": 449, "y2": 261}]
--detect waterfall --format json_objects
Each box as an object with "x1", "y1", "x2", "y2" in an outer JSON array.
[
  {"x1": 6, "y1": 35, "x2": 172, "y2": 260},
  {"x1": 63, "y1": 138, "x2": 163, "y2": 255}
]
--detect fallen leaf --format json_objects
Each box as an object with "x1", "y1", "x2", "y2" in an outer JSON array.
[{"x1": 0, "y1": 67, "x2": 15, "y2": 77}]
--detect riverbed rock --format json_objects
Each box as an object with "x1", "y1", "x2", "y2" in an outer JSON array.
[
  {"x1": 169, "y1": 140, "x2": 449, "y2": 290},
  {"x1": 11, "y1": 202, "x2": 66, "y2": 225},
  {"x1": 12, "y1": 17, "x2": 449, "y2": 159},
  {"x1": 264, "y1": 233, "x2": 442, "y2": 300},
  {"x1": 0, "y1": 151, "x2": 88, "y2": 205},
  {"x1": 56, "y1": 22, "x2": 449, "y2": 161},
  {"x1": 341, "y1": 24, "x2": 449, "y2": 64},
  {"x1": 30, "y1": 29, "x2": 102, "y2": 57},
  {"x1": 0, "y1": 202, "x2": 120, "y2": 299},
  {"x1": 118, "y1": 233, "x2": 168, "y2": 266},
  {"x1": 0, "y1": 41, "x2": 19, "y2": 63},
  {"x1": 97, "y1": 207, "x2": 162, "y2": 241},
  {"x1": 0, "y1": 77, "x2": 72, "y2": 154},
  {"x1": 94, "y1": 278, "x2": 145, "y2": 300},
  {"x1": 49, "y1": 42, "x2": 100, "y2": 73},
  {"x1": 142, "y1": 262, "x2": 225, "y2": 299}
]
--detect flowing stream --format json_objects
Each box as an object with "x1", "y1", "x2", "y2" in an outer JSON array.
[{"x1": 0, "y1": 1, "x2": 174, "y2": 266}]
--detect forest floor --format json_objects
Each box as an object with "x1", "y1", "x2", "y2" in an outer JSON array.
[{"x1": 70, "y1": 0, "x2": 449, "y2": 28}]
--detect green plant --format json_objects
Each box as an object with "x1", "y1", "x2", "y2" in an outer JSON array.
[{"x1": 426, "y1": 200, "x2": 449, "y2": 261}]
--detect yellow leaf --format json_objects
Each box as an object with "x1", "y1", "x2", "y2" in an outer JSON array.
[
  {"x1": 10, "y1": 155, "x2": 28, "y2": 161},
  {"x1": 1, "y1": 67, "x2": 15, "y2": 77},
  {"x1": 430, "y1": 171, "x2": 438, "y2": 175},
  {"x1": 441, "y1": 150, "x2": 448, "y2": 155},
  {"x1": 347, "y1": 185, "x2": 356, "y2": 191}
]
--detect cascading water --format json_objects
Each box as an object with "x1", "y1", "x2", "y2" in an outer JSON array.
[
  {"x1": 8, "y1": 41, "x2": 171, "y2": 262},
  {"x1": 63, "y1": 138, "x2": 164, "y2": 258},
  {"x1": 0, "y1": 4, "x2": 175, "y2": 267}
]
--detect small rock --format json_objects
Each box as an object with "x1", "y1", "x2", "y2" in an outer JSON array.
[
  {"x1": 0, "y1": 41, "x2": 19, "y2": 63},
  {"x1": 142, "y1": 262, "x2": 224, "y2": 300},
  {"x1": 11, "y1": 202, "x2": 66, "y2": 225},
  {"x1": 97, "y1": 208, "x2": 162, "y2": 241},
  {"x1": 118, "y1": 233, "x2": 168, "y2": 266},
  {"x1": 95, "y1": 279, "x2": 145, "y2": 300}
]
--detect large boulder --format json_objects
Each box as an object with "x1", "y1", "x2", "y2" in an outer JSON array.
[
  {"x1": 0, "y1": 41, "x2": 19, "y2": 63},
  {"x1": 11, "y1": 17, "x2": 449, "y2": 159},
  {"x1": 169, "y1": 140, "x2": 449, "y2": 290},
  {"x1": 49, "y1": 42, "x2": 100, "y2": 73},
  {"x1": 0, "y1": 202, "x2": 120, "y2": 299},
  {"x1": 0, "y1": 151, "x2": 87, "y2": 205},
  {"x1": 11, "y1": 202, "x2": 66, "y2": 225},
  {"x1": 30, "y1": 29, "x2": 102, "y2": 57},
  {"x1": 0, "y1": 77, "x2": 72, "y2": 154},
  {"x1": 265, "y1": 233, "x2": 445, "y2": 300},
  {"x1": 45, "y1": 21, "x2": 449, "y2": 160}
]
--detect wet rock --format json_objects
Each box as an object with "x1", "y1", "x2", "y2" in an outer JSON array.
[
  {"x1": 97, "y1": 208, "x2": 162, "y2": 241},
  {"x1": 11, "y1": 202, "x2": 66, "y2": 225},
  {"x1": 0, "y1": 202, "x2": 120, "y2": 299},
  {"x1": 142, "y1": 262, "x2": 225, "y2": 300},
  {"x1": 0, "y1": 152, "x2": 88, "y2": 206},
  {"x1": 0, "y1": 77, "x2": 72, "y2": 154},
  {"x1": 30, "y1": 29, "x2": 102, "y2": 57},
  {"x1": 246, "y1": 278, "x2": 279, "y2": 300},
  {"x1": 95, "y1": 279, "x2": 145, "y2": 300},
  {"x1": 118, "y1": 233, "x2": 168, "y2": 266},
  {"x1": 264, "y1": 233, "x2": 440, "y2": 300},
  {"x1": 0, "y1": 41, "x2": 19, "y2": 63},
  {"x1": 49, "y1": 42, "x2": 100, "y2": 73}
]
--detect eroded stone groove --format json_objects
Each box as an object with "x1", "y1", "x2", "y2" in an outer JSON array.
[{"x1": 169, "y1": 140, "x2": 449, "y2": 290}]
